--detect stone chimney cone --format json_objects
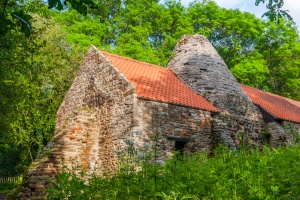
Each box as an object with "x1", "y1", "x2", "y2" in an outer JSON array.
[
  {"x1": 167, "y1": 34, "x2": 264, "y2": 148},
  {"x1": 167, "y1": 34, "x2": 249, "y2": 110}
]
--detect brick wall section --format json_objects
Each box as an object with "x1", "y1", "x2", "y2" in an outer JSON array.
[
  {"x1": 137, "y1": 99, "x2": 213, "y2": 159},
  {"x1": 167, "y1": 35, "x2": 265, "y2": 149},
  {"x1": 14, "y1": 46, "x2": 139, "y2": 199}
]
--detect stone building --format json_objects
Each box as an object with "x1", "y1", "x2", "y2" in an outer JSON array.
[{"x1": 15, "y1": 35, "x2": 300, "y2": 199}]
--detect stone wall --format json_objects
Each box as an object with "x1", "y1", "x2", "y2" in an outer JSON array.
[
  {"x1": 14, "y1": 46, "x2": 139, "y2": 199},
  {"x1": 167, "y1": 35, "x2": 265, "y2": 149},
  {"x1": 284, "y1": 121, "x2": 300, "y2": 137},
  {"x1": 136, "y1": 99, "x2": 213, "y2": 159},
  {"x1": 266, "y1": 121, "x2": 300, "y2": 147}
]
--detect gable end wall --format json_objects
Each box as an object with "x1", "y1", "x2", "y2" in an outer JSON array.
[{"x1": 16, "y1": 46, "x2": 139, "y2": 199}]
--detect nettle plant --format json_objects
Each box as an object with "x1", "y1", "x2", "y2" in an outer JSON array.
[{"x1": 116, "y1": 138, "x2": 153, "y2": 176}]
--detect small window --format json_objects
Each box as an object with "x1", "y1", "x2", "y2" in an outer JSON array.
[
  {"x1": 175, "y1": 141, "x2": 186, "y2": 155},
  {"x1": 167, "y1": 136, "x2": 188, "y2": 156}
]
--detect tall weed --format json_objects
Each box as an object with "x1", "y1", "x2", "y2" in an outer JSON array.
[{"x1": 47, "y1": 143, "x2": 300, "y2": 199}]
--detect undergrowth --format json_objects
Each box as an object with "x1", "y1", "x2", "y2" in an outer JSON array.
[
  {"x1": 0, "y1": 182, "x2": 21, "y2": 194},
  {"x1": 47, "y1": 141, "x2": 300, "y2": 200}
]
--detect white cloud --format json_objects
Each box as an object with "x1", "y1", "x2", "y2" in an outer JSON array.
[{"x1": 284, "y1": 1, "x2": 300, "y2": 26}]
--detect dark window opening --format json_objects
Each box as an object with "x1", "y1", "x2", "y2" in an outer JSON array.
[
  {"x1": 167, "y1": 136, "x2": 188, "y2": 156},
  {"x1": 175, "y1": 141, "x2": 186, "y2": 155}
]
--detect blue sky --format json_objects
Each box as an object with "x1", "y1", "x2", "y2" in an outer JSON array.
[{"x1": 180, "y1": 0, "x2": 300, "y2": 31}]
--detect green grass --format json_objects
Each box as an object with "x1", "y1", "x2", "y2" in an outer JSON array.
[
  {"x1": 0, "y1": 182, "x2": 20, "y2": 194},
  {"x1": 47, "y1": 144, "x2": 300, "y2": 200}
]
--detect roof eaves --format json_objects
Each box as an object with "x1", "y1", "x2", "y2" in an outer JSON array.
[{"x1": 254, "y1": 97, "x2": 300, "y2": 124}]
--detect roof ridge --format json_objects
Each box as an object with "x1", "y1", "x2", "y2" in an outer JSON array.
[{"x1": 100, "y1": 51, "x2": 166, "y2": 70}]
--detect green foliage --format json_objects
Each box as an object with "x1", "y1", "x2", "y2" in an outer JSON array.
[
  {"x1": 0, "y1": 0, "x2": 54, "y2": 37},
  {"x1": 51, "y1": 9, "x2": 109, "y2": 51},
  {"x1": 257, "y1": 20, "x2": 300, "y2": 99},
  {"x1": 232, "y1": 56, "x2": 270, "y2": 89},
  {"x1": 0, "y1": 11, "x2": 83, "y2": 176},
  {"x1": 48, "y1": 0, "x2": 97, "y2": 15},
  {"x1": 0, "y1": 0, "x2": 33, "y2": 37},
  {"x1": 0, "y1": 0, "x2": 99, "y2": 37},
  {"x1": 0, "y1": 182, "x2": 20, "y2": 193},
  {"x1": 47, "y1": 144, "x2": 300, "y2": 199},
  {"x1": 0, "y1": 0, "x2": 292, "y2": 37}
]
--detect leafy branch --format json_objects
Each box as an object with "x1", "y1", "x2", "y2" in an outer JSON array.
[{"x1": 255, "y1": 0, "x2": 293, "y2": 23}]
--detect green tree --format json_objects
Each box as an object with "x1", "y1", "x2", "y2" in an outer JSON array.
[
  {"x1": 113, "y1": 0, "x2": 193, "y2": 65},
  {"x1": 0, "y1": 11, "x2": 83, "y2": 175},
  {"x1": 52, "y1": 9, "x2": 109, "y2": 50},
  {"x1": 257, "y1": 19, "x2": 300, "y2": 100},
  {"x1": 231, "y1": 55, "x2": 270, "y2": 89},
  {"x1": 0, "y1": 0, "x2": 34, "y2": 36},
  {"x1": 0, "y1": 0, "x2": 292, "y2": 38}
]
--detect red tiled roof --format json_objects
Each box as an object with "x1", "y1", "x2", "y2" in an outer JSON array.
[
  {"x1": 241, "y1": 84, "x2": 300, "y2": 123},
  {"x1": 101, "y1": 51, "x2": 219, "y2": 112},
  {"x1": 286, "y1": 98, "x2": 300, "y2": 107}
]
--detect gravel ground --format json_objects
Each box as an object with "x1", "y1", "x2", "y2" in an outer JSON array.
[{"x1": 0, "y1": 193, "x2": 7, "y2": 200}]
